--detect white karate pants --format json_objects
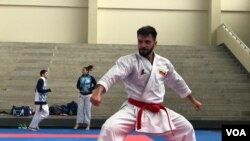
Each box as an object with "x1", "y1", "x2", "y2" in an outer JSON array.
[
  {"x1": 98, "y1": 102, "x2": 196, "y2": 141},
  {"x1": 76, "y1": 94, "x2": 92, "y2": 124},
  {"x1": 29, "y1": 104, "x2": 49, "y2": 129}
]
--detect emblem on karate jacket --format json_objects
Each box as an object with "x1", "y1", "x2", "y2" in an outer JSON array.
[
  {"x1": 140, "y1": 69, "x2": 145, "y2": 75},
  {"x1": 159, "y1": 68, "x2": 168, "y2": 76}
]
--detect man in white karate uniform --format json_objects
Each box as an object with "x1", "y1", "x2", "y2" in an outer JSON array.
[{"x1": 90, "y1": 25, "x2": 202, "y2": 141}]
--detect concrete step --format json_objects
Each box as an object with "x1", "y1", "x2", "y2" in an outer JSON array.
[{"x1": 0, "y1": 42, "x2": 250, "y2": 124}]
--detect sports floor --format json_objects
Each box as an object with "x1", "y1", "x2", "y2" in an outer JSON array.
[{"x1": 0, "y1": 128, "x2": 221, "y2": 141}]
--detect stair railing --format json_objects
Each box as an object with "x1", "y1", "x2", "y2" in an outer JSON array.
[{"x1": 216, "y1": 23, "x2": 250, "y2": 73}]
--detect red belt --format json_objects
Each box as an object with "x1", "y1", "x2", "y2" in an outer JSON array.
[{"x1": 128, "y1": 98, "x2": 174, "y2": 136}]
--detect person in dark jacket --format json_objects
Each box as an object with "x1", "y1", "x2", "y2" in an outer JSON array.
[
  {"x1": 28, "y1": 69, "x2": 52, "y2": 131},
  {"x1": 74, "y1": 65, "x2": 96, "y2": 130}
]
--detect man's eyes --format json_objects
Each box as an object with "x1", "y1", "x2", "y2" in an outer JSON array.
[{"x1": 138, "y1": 40, "x2": 151, "y2": 44}]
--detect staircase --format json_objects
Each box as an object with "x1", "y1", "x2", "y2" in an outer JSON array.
[{"x1": 0, "y1": 42, "x2": 249, "y2": 128}]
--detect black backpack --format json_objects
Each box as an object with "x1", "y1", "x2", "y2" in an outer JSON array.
[
  {"x1": 67, "y1": 101, "x2": 78, "y2": 115},
  {"x1": 49, "y1": 104, "x2": 62, "y2": 115},
  {"x1": 11, "y1": 106, "x2": 32, "y2": 116},
  {"x1": 60, "y1": 105, "x2": 70, "y2": 115}
]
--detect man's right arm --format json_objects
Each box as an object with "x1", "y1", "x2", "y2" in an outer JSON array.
[
  {"x1": 90, "y1": 55, "x2": 133, "y2": 107},
  {"x1": 36, "y1": 79, "x2": 51, "y2": 93}
]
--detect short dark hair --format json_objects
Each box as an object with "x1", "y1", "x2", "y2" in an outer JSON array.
[
  {"x1": 137, "y1": 25, "x2": 157, "y2": 40},
  {"x1": 40, "y1": 69, "x2": 47, "y2": 76}
]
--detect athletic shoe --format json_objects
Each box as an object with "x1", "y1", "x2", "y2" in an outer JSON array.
[
  {"x1": 18, "y1": 124, "x2": 22, "y2": 129},
  {"x1": 85, "y1": 125, "x2": 90, "y2": 130},
  {"x1": 73, "y1": 124, "x2": 79, "y2": 129},
  {"x1": 28, "y1": 127, "x2": 38, "y2": 131},
  {"x1": 22, "y1": 124, "x2": 27, "y2": 129}
]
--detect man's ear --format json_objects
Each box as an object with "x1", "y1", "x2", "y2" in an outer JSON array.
[{"x1": 154, "y1": 40, "x2": 157, "y2": 48}]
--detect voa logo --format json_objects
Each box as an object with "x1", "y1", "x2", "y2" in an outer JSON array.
[{"x1": 226, "y1": 129, "x2": 246, "y2": 136}]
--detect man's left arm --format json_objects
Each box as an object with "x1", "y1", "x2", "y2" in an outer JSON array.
[
  {"x1": 164, "y1": 63, "x2": 202, "y2": 111},
  {"x1": 164, "y1": 63, "x2": 192, "y2": 98},
  {"x1": 186, "y1": 94, "x2": 202, "y2": 111}
]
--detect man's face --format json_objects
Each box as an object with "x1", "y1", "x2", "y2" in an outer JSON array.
[
  {"x1": 43, "y1": 72, "x2": 49, "y2": 79},
  {"x1": 137, "y1": 34, "x2": 157, "y2": 57}
]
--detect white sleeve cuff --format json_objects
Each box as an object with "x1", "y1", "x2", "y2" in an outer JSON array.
[
  {"x1": 97, "y1": 80, "x2": 109, "y2": 93},
  {"x1": 180, "y1": 89, "x2": 192, "y2": 98}
]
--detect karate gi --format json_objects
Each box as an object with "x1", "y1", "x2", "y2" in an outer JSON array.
[
  {"x1": 29, "y1": 77, "x2": 50, "y2": 129},
  {"x1": 97, "y1": 52, "x2": 196, "y2": 141}
]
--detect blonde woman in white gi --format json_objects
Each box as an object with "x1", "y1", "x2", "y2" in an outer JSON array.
[
  {"x1": 90, "y1": 26, "x2": 202, "y2": 141},
  {"x1": 28, "y1": 69, "x2": 51, "y2": 131},
  {"x1": 74, "y1": 65, "x2": 97, "y2": 130}
]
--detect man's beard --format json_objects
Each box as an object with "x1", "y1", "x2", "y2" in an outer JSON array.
[{"x1": 139, "y1": 47, "x2": 154, "y2": 57}]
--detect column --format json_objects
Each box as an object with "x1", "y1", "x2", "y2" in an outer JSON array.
[
  {"x1": 208, "y1": 0, "x2": 221, "y2": 46},
  {"x1": 88, "y1": 0, "x2": 98, "y2": 43}
]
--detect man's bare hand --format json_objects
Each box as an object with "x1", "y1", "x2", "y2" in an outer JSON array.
[
  {"x1": 90, "y1": 85, "x2": 105, "y2": 107},
  {"x1": 90, "y1": 93, "x2": 102, "y2": 106},
  {"x1": 187, "y1": 95, "x2": 202, "y2": 111}
]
